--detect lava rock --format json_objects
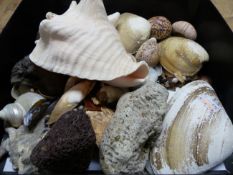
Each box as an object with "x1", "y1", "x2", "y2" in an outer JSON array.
[
  {"x1": 100, "y1": 82, "x2": 168, "y2": 174},
  {"x1": 30, "y1": 109, "x2": 96, "y2": 173}
]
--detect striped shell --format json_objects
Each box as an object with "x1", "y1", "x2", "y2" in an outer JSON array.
[
  {"x1": 29, "y1": 0, "x2": 148, "y2": 87},
  {"x1": 172, "y1": 21, "x2": 197, "y2": 40},
  {"x1": 149, "y1": 80, "x2": 233, "y2": 174}
]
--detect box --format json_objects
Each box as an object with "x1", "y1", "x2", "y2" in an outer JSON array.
[{"x1": 0, "y1": 0, "x2": 233, "y2": 174}]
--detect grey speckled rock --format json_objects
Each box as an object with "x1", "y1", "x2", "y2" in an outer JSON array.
[
  {"x1": 2, "y1": 118, "x2": 46, "y2": 174},
  {"x1": 100, "y1": 82, "x2": 168, "y2": 174}
]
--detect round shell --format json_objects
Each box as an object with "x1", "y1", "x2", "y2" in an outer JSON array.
[
  {"x1": 159, "y1": 37, "x2": 209, "y2": 82},
  {"x1": 172, "y1": 21, "x2": 197, "y2": 40},
  {"x1": 116, "y1": 13, "x2": 151, "y2": 54},
  {"x1": 135, "y1": 38, "x2": 160, "y2": 67},
  {"x1": 29, "y1": 0, "x2": 149, "y2": 87},
  {"x1": 149, "y1": 80, "x2": 233, "y2": 174},
  {"x1": 149, "y1": 16, "x2": 172, "y2": 40}
]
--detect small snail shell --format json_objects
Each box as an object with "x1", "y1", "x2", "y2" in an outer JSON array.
[
  {"x1": 0, "y1": 92, "x2": 44, "y2": 127},
  {"x1": 149, "y1": 16, "x2": 172, "y2": 40},
  {"x1": 159, "y1": 37, "x2": 209, "y2": 82},
  {"x1": 116, "y1": 13, "x2": 151, "y2": 53},
  {"x1": 172, "y1": 21, "x2": 197, "y2": 40},
  {"x1": 135, "y1": 38, "x2": 160, "y2": 67}
]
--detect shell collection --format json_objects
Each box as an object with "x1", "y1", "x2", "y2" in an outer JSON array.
[{"x1": 1, "y1": 0, "x2": 233, "y2": 174}]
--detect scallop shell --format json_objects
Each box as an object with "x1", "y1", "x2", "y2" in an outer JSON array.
[
  {"x1": 149, "y1": 80, "x2": 233, "y2": 174},
  {"x1": 86, "y1": 107, "x2": 114, "y2": 146},
  {"x1": 172, "y1": 21, "x2": 197, "y2": 40},
  {"x1": 159, "y1": 37, "x2": 209, "y2": 82},
  {"x1": 29, "y1": 0, "x2": 148, "y2": 87},
  {"x1": 0, "y1": 92, "x2": 44, "y2": 127}
]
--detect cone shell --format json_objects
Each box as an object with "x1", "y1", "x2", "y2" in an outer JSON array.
[
  {"x1": 29, "y1": 0, "x2": 148, "y2": 87},
  {"x1": 149, "y1": 80, "x2": 233, "y2": 174},
  {"x1": 159, "y1": 37, "x2": 209, "y2": 82}
]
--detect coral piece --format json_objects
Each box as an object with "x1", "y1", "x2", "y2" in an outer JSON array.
[{"x1": 100, "y1": 82, "x2": 168, "y2": 174}]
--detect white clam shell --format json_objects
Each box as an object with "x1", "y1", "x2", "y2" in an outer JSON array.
[
  {"x1": 149, "y1": 80, "x2": 233, "y2": 174},
  {"x1": 0, "y1": 92, "x2": 44, "y2": 127},
  {"x1": 108, "y1": 12, "x2": 120, "y2": 26},
  {"x1": 116, "y1": 13, "x2": 151, "y2": 54},
  {"x1": 29, "y1": 0, "x2": 148, "y2": 87}
]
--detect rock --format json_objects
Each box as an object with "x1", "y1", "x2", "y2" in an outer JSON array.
[
  {"x1": 100, "y1": 82, "x2": 168, "y2": 174},
  {"x1": 2, "y1": 117, "x2": 46, "y2": 174},
  {"x1": 30, "y1": 109, "x2": 96, "y2": 173}
]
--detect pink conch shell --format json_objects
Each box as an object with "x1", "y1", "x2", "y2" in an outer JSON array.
[{"x1": 29, "y1": 0, "x2": 149, "y2": 87}]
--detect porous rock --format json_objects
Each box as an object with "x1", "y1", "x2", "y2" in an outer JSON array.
[
  {"x1": 30, "y1": 109, "x2": 96, "y2": 173},
  {"x1": 100, "y1": 81, "x2": 168, "y2": 174}
]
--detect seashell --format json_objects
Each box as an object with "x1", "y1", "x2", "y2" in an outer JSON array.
[
  {"x1": 172, "y1": 21, "x2": 197, "y2": 40},
  {"x1": 108, "y1": 12, "x2": 120, "y2": 26},
  {"x1": 24, "y1": 99, "x2": 51, "y2": 130},
  {"x1": 47, "y1": 80, "x2": 95, "y2": 125},
  {"x1": 149, "y1": 16, "x2": 172, "y2": 40},
  {"x1": 116, "y1": 13, "x2": 151, "y2": 54},
  {"x1": 159, "y1": 37, "x2": 209, "y2": 82},
  {"x1": 136, "y1": 38, "x2": 160, "y2": 67},
  {"x1": 64, "y1": 76, "x2": 80, "y2": 92},
  {"x1": 0, "y1": 92, "x2": 44, "y2": 127},
  {"x1": 86, "y1": 107, "x2": 114, "y2": 146},
  {"x1": 29, "y1": 0, "x2": 149, "y2": 88},
  {"x1": 96, "y1": 85, "x2": 128, "y2": 104},
  {"x1": 100, "y1": 82, "x2": 168, "y2": 174},
  {"x1": 149, "y1": 80, "x2": 233, "y2": 174},
  {"x1": 2, "y1": 117, "x2": 46, "y2": 174},
  {"x1": 11, "y1": 84, "x2": 34, "y2": 100},
  {"x1": 146, "y1": 66, "x2": 163, "y2": 83}
]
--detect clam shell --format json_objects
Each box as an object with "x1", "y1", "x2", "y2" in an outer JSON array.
[
  {"x1": 172, "y1": 21, "x2": 197, "y2": 40},
  {"x1": 29, "y1": 0, "x2": 149, "y2": 87},
  {"x1": 159, "y1": 37, "x2": 209, "y2": 82},
  {"x1": 149, "y1": 80, "x2": 233, "y2": 174},
  {"x1": 116, "y1": 13, "x2": 151, "y2": 54}
]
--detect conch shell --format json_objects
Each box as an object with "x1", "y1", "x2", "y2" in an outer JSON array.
[
  {"x1": 149, "y1": 80, "x2": 233, "y2": 174},
  {"x1": 159, "y1": 37, "x2": 209, "y2": 82},
  {"x1": 29, "y1": 0, "x2": 148, "y2": 87},
  {"x1": 0, "y1": 92, "x2": 44, "y2": 127},
  {"x1": 48, "y1": 80, "x2": 95, "y2": 125}
]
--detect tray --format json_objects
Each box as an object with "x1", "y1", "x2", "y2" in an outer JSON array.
[{"x1": 0, "y1": 0, "x2": 233, "y2": 174}]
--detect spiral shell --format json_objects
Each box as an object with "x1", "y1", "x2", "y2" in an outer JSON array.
[
  {"x1": 149, "y1": 80, "x2": 233, "y2": 174},
  {"x1": 0, "y1": 92, "x2": 44, "y2": 127}
]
